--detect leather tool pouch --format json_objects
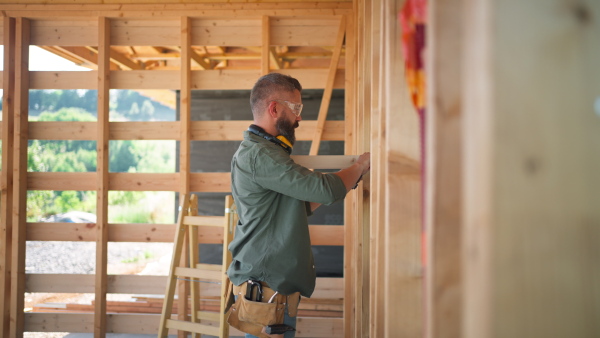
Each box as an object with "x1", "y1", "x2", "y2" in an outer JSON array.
[{"x1": 226, "y1": 282, "x2": 285, "y2": 338}]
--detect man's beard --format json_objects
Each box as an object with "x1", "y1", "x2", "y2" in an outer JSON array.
[{"x1": 275, "y1": 117, "x2": 298, "y2": 145}]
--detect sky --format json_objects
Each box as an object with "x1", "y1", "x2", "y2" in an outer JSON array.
[
  {"x1": 0, "y1": 46, "x2": 89, "y2": 97},
  {"x1": 0, "y1": 45, "x2": 89, "y2": 71}
]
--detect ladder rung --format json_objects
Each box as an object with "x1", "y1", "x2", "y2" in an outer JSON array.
[
  {"x1": 165, "y1": 319, "x2": 221, "y2": 336},
  {"x1": 195, "y1": 263, "x2": 223, "y2": 271},
  {"x1": 175, "y1": 267, "x2": 223, "y2": 281},
  {"x1": 184, "y1": 215, "x2": 225, "y2": 227},
  {"x1": 197, "y1": 310, "x2": 221, "y2": 321}
]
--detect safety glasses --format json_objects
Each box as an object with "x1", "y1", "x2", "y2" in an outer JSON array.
[{"x1": 274, "y1": 100, "x2": 303, "y2": 117}]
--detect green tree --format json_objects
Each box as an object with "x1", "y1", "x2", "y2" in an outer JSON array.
[{"x1": 140, "y1": 100, "x2": 155, "y2": 120}]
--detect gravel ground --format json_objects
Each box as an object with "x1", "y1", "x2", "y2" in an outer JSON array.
[
  {"x1": 24, "y1": 241, "x2": 175, "y2": 337},
  {"x1": 26, "y1": 241, "x2": 173, "y2": 274}
]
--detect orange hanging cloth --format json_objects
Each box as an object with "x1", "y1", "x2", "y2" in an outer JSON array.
[
  {"x1": 400, "y1": 0, "x2": 427, "y2": 268},
  {"x1": 400, "y1": 0, "x2": 427, "y2": 115}
]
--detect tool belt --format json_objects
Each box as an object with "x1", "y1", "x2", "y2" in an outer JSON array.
[{"x1": 225, "y1": 280, "x2": 301, "y2": 338}]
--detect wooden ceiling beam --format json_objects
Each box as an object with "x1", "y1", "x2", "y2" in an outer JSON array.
[
  {"x1": 171, "y1": 46, "x2": 213, "y2": 70},
  {"x1": 269, "y1": 47, "x2": 283, "y2": 70},
  {"x1": 86, "y1": 46, "x2": 143, "y2": 70}
]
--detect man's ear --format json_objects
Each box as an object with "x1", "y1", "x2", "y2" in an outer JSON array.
[{"x1": 267, "y1": 101, "x2": 278, "y2": 119}]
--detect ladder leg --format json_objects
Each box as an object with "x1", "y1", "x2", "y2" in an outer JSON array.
[
  {"x1": 189, "y1": 223, "x2": 200, "y2": 338},
  {"x1": 158, "y1": 195, "x2": 191, "y2": 337},
  {"x1": 219, "y1": 195, "x2": 237, "y2": 338}
]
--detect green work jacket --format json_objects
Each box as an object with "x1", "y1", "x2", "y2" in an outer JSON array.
[{"x1": 227, "y1": 130, "x2": 347, "y2": 297}]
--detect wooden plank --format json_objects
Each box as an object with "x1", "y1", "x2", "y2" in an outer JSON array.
[
  {"x1": 29, "y1": 69, "x2": 344, "y2": 91},
  {"x1": 0, "y1": 2, "x2": 352, "y2": 11},
  {"x1": 191, "y1": 69, "x2": 344, "y2": 90},
  {"x1": 180, "y1": 17, "x2": 192, "y2": 196},
  {"x1": 369, "y1": 0, "x2": 385, "y2": 335},
  {"x1": 30, "y1": 120, "x2": 342, "y2": 142},
  {"x1": 342, "y1": 10, "x2": 356, "y2": 338},
  {"x1": 189, "y1": 173, "x2": 231, "y2": 192},
  {"x1": 356, "y1": 0, "x2": 370, "y2": 335},
  {"x1": 26, "y1": 172, "x2": 232, "y2": 192},
  {"x1": 194, "y1": 263, "x2": 221, "y2": 271},
  {"x1": 94, "y1": 16, "x2": 111, "y2": 338},
  {"x1": 108, "y1": 173, "x2": 179, "y2": 192},
  {"x1": 24, "y1": 313, "x2": 94, "y2": 333},
  {"x1": 464, "y1": 1, "x2": 600, "y2": 338},
  {"x1": 382, "y1": 0, "x2": 423, "y2": 336},
  {"x1": 309, "y1": 16, "x2": 345, "y2": 156},
  {"x1": 191, "y1": 19, "x2": 260, "y2": 47},
  {"x1": 0, "y1": 17, "x2": 15, "y2": 338},
  {"x1": 28, "y1": 120, "x2": 342, "y2": 142},
  {"x1": 30, "y1": 19, "x2": 97, "y2": 46},
  {"x1": 183, "y1": 216, "x2": 224, "y2": 227},
  {"x1": 174, "y1": 267, "x2": 222, "y2": 281},
  {"x1": 10, "y1": 17, "x2": 30, "y2": 338},
  {"x1": 261, "y1": 16, "x2": 270, "y2": 75},
  {"x1": 29, "y1": 121, "x2": 97, "y2": 140},
  {"x1": 3, "y1": 7, "x2": 352, "y2": 20},
  {"x1": 30, "y1": 71, "x2": 96, "y2": 90},
  {"x1": 197, "y1": 311, "x2": 220, "y2": 322},
  {"x1": 158, "y1": 195, "x2": 189, "y2": 338},
  {"x1": 188, "y1": 212, "x2": 201, "y2": 336},
  {"x1": 192, "y1": 120, "x2": 345, "y2": 141},
  {"x1": 270, "y1": 19, "x2": 341, "y2": 46},
  {"x1": 111, "y1": 70, "x2": 179, "y2": 89},
  {"x1": 219, "y1": 195, "x2": 236, "y2": 337},
  {"x1": 278, "y1": 68, "x2": 345, "y2": 90},
  {"x1": 25, "y1": 273, "x2": 341, "y2": 298},
  {"x1": 461, "y1": 1, "x2": 492, "y2": 337},
  {"x1": 26, "y1": 222, "x2": 342, "y2": 245},
  {"x1": 111, "y1": 19, "x2": 178, "y2": 46},
  {"x1": 110, "y1": 122, "x2": 179, "y2": 140},
  {"x1": 27, "y1": 172, "x2": 95, "y2": 191},
  {"x1": 43, "y1": 46, "x2": 100, "y2": 70},
  {"x1": 426, "y1": 1, "x2": 463, "y2": 338},
  {"x1": 177, "y1": 19, "x2": 193, "y2": 338},
  {"x1": 108, "y1": 223, "x2": 176, "y2": 243},
  {"x1": 23, "y1": 312, "x2": 345, "y2": 337}
]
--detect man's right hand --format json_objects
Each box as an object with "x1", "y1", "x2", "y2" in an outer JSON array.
[
  {"x1": 356, "y1": 152, "x2": 371, "y2": 176},
  {"x1": 335, "y1": 152, "x2": 372, "y2": 192}
]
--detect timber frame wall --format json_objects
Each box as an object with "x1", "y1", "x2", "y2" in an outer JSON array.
[
  {"x1": 2, "y1": 1, "x2": 600, "y2": 338},
  {"x1": 0, "y1": 3, "x2": 355, "y2": 337}
]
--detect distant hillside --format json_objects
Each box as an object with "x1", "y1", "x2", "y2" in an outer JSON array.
[{"x1": 17, "y1": 89, "x2": 176, "y2": 121}]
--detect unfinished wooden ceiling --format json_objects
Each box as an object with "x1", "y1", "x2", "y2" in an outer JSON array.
[{"x1": 39, "y1": 19, "x2": 346, "y2": 72}]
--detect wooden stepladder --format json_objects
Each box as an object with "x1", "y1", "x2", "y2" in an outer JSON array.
[{"x1": 158, "y1": 194, "x2": 238, "y2": 338}]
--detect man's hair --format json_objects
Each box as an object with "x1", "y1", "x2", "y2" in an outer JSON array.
[{"x1": 250, "y1": 73, "x2": 302, "y2": 117}]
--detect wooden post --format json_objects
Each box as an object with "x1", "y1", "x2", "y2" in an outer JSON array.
[
  {"x1": 261, "y1": 16, "x2": 270, "y2": 76},
  {"x1": 309, "y1": 16, "x2": 346, "y2": 156},
  {"x1": 0, "y1": 17, "x2": 15, "y2": 338},
  {"x1": 343, "y1": 11, "x2": 357, "y2": 338},
  {"x1": 94, "y1": 16, "x2": 110, "y2": 338},
  {"x1": 462, "y1": 1, "x2": 600, "y2": 337},
  {"x1": 425, "y1": 0, "x2": 463, "y2": 337},
  {"x1": 369, "y1": 0, "x2": 386, "y2": 336},
  {"x1": 10, "y1": 17, "x2": 29, "y2": 338},
  {"x1": 356, "y1": 0, "x2": 371, "y2": 336},
  {"x1": 382, "y1": 0, "x2": 423, "y2": 336},
  {"x1": 178, "y1": 16, "x2": 192, "y2": 338}
]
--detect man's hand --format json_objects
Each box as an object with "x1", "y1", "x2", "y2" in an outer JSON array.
[
  {"x1": 356, "y1": 152, "x2": 371, "y2": 176},
  {"x1": 334, "y1": 152, "x2": 371, "y2": 192}
]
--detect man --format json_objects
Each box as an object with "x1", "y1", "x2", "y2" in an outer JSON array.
[{"x1": 226, "y1": 73, "x2": 370, "y2": 338}]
